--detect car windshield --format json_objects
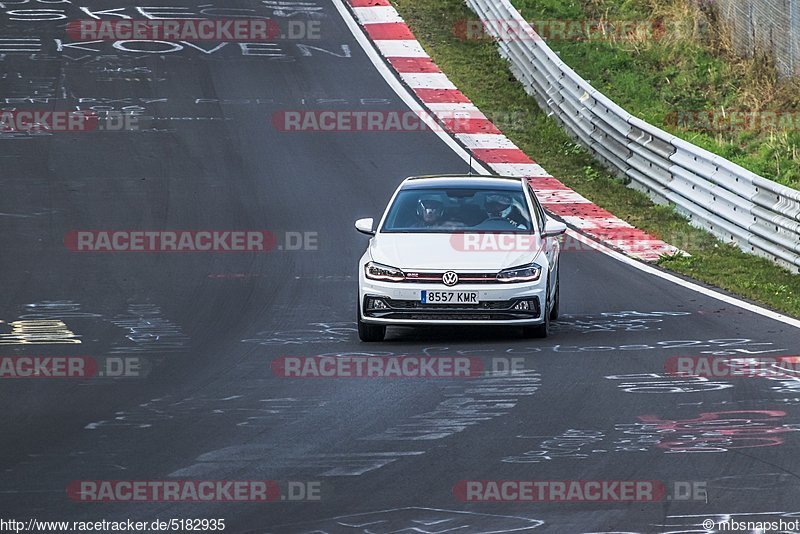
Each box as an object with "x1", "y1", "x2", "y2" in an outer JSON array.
[{"x1": 381, "y1": 187, "x2": 533, "y2": 233}]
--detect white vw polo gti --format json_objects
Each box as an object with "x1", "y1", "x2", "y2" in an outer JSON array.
[{"x1": 355, "y1": 175, "x2": 567, "y2": 342}]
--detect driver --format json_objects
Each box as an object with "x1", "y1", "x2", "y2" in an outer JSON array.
[{"x1": 485, "y1": 194, "x2": 528, "y2": 229}]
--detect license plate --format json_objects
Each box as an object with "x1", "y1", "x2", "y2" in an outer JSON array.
[{"x1": 421, "y1": 290, "x2": 479, "y2": 304}]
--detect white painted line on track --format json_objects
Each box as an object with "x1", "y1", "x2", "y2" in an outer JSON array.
[{"x1": 332, "y1": 0, "x2": 488, "y2": 175}]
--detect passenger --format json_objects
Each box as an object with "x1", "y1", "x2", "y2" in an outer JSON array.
[{"x1": 413, "y1": 197, "x2": 446, "y2": 228}]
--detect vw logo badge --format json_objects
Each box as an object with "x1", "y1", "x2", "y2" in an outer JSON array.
[{"x1": 442, "y1": 271, "x2": 459, "y2": 287}]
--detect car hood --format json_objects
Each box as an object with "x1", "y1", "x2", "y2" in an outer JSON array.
[{"x1": 369, "y1": 233, "x2": 543, "y2": 271}]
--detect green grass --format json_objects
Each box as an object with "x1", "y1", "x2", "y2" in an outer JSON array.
[
  {"x1": 510, "y1": 0, "x2": 800, "y2": 189},
  {"x1": 391, "y1": 0, "x2": 800, "y2": 317}
]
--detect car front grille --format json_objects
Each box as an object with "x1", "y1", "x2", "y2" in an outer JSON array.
[
  {"x1": 387, "y1": 299, "x2": 511, "y2": 310},
  {"x1": 363, "y1": 297, "x2": 540, "y2": 321},
  {"x1": 401, "y1": 272, "x2": 499, "y2": 284},
  {"x1": 397, "y1": 313, "x2": 521, "y2": 321}
]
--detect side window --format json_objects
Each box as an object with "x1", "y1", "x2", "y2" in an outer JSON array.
[{"x1": 528, "y1": 186, "x2": 546, "y2": 233}]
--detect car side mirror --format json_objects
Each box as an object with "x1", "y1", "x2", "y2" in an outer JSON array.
[
  {"x1": 543, "y1": 219, "x2": 567, "y2": 237},
  {"x1": 355, "y1": 217, "x2": 375, "y2": 236}
]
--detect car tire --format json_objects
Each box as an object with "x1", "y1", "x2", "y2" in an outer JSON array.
[
  {"x1": 358, "y1": 320, "x2": 385, "y2": 342},
  {"x1": 523, "y1": 286, "x2": 550, "y2": 338},
  {"x1": 357, "y1": 300, "x2": 386, "y2": 342},
  {"x1": 549, "y1": 275, "x2": 560, "y2": 321},
  {"x1": 522, "y1": 319, "x2": 548, "y2": 338}
]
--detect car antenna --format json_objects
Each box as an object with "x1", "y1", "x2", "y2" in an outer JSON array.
[{"x1": 468, "y1": 153, "x2": 473, "y2": 176}]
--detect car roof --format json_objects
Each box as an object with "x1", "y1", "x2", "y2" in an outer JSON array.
[{"x1": 400, "y1": 175, "x2": 524, "y2": 191}]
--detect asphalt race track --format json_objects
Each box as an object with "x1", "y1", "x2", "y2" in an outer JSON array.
[{"x1": 1, "y1": 1, "x2": 799, "y2": 532}]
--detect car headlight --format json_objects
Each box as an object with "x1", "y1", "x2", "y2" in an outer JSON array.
[
  {"x1": 365, "y1": 261, "x2": 405, "y2": 282},
  {"x1": 496, "y1": 263, "x2": 542, "y2": 283}
]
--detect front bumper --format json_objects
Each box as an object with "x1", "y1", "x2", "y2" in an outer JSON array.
[{"x1": 358, "y1": 279, "x2": 546, "y2": 326}]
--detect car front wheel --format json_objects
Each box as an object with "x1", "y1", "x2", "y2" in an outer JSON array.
[
  {"x1": 522, "y1": 287, "x2": 550, "y2": 339},
  {"x1": 358, "y1": 319, "x2": 386, "y2": 342},
  {"x1": 549, "y1": 275, "x2": 560, "y2": 321},
  {"x1": 357, "y1": 300, "x2": 386, "y2": 342}
]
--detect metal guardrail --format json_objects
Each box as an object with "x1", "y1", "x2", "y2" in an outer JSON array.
[{"x1": 464, "y1": 0, "x2": 800, "y2": 272}]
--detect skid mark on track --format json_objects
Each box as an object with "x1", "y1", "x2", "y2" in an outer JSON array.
[
  {"x1": 256, "y1": 507, "x2": 543, "y2": 533},
  {"x1": 503, "y1": 410, "x2": 800, "y2": 464},
  {"x1": 84, "y1": 395, "x2": 326, "y2": 431},
  {"x1": 242, "y1": 322, "x2": 357, "y2": 345},
  {"x1": 364, "y1": 369, "x2": 540, "y2": 441},
  {"x1": 171, "y1": 449, "x2": 425, "y2": 478}
]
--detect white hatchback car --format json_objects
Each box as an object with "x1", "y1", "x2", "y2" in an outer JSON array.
[{"x1": 355, "y1": 175, "x2": 566, "y2": 342}]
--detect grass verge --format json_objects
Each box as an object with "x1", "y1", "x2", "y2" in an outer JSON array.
[
  {"x1": 391, "y1": 0, "x2": 800, "y2": 317},
  {"x1": 511, "y1": 0, "x2": 800, "y2": 190}
]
